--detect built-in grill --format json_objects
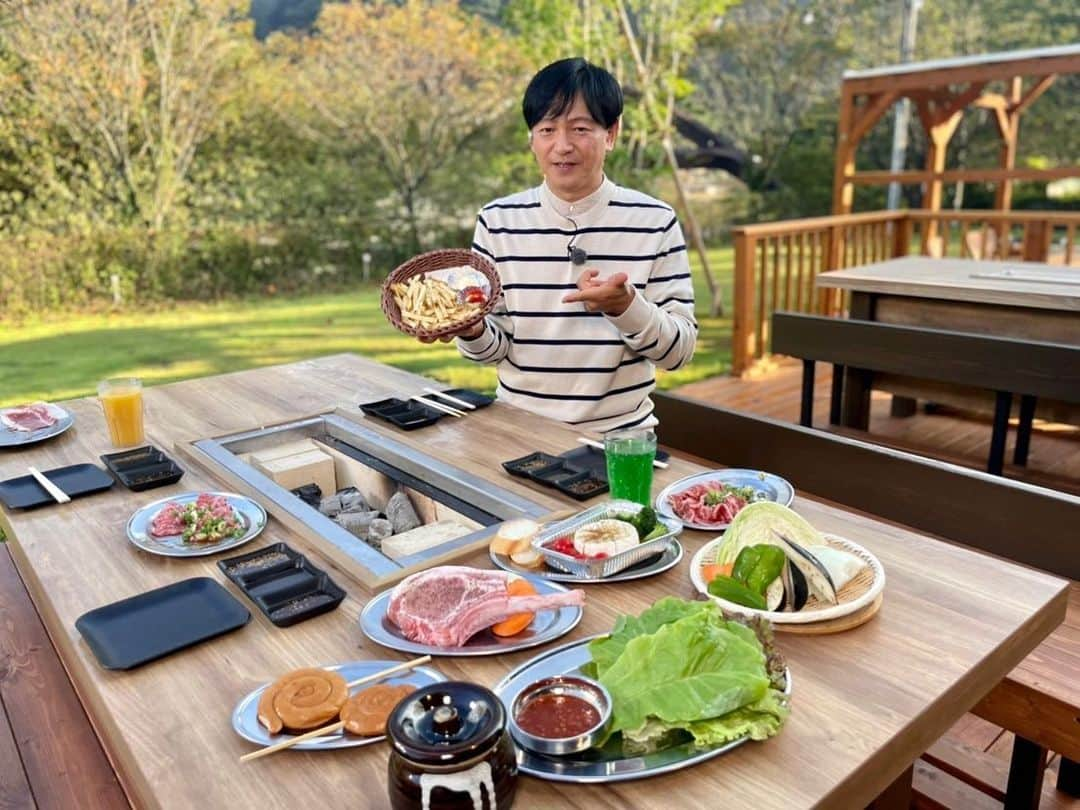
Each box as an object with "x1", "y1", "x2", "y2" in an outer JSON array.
[{"x1": 180, "y1": 413, "x2": 550, "y2": 587}]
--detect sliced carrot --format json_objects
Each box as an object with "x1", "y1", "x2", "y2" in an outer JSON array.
[
  {"x1": 492, "y1": 578, "x2": 537, "y2": 637},
  {"x1": 701, "y1": 562, "x2": 733, "y2": 584}
]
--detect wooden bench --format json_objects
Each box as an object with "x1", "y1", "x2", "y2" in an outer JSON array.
[
  {"x1": 653, "y1": 392, "x2": 1080, "y2": 809},
  {"x1": 769, "y1": 311, "x2": 1080, "y2": 476}
]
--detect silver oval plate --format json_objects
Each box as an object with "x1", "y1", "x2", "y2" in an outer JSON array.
[
  {"x1": 126, "y1": 491, "x2": 267, "y2": 557},
  {"x1": 655, "y1": 468, "x2": 795, "y2": 531},
  {"x1": 232, "y1": 660, "x2": 446, "y2": 751},
  {"x1": 359, "y1": 575, "x2": 583, "y2": 657},
  {"x1": 489, "y1": 540, "x2": 683, "y2": 584},
  {"x1": 0, "y1": 404, "x2": 74, "y2": 447},
  {"x1": 494, "y1": 636, "x2": 792, "y2": 783}
]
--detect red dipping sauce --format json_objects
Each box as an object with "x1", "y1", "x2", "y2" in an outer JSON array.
[{"x1": 515, "y1": 693, "x2": 601, "y2": 739}]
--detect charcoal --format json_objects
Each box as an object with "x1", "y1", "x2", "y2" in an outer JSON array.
[
  {"x1": 385, "y1": 491, "x2": 421, "y2": 534},
  {"x1": 291, "y1": 483, "x2": 323, "y2": 508},
  {"x1": 337, "y1": 487, "x2": 369, "y2": 513},
  {"x1": 367, "y1": 518, "x2": 394, "y2": 549},
  {"x1": 336, "y1": 509, "x2": 381, "y2": 538}
]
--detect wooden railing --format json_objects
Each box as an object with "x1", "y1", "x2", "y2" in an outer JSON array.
[{"x1": 730, "y1": 209, "x2": 1080, "y2": 375}]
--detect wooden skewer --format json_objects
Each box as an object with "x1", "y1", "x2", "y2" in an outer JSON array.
[
  {"x1": 423, "y1": 387, "x2": 476, "y2": 411},
  {"x1": 28, "y1": 466, "x2": 71, "y2": 504},
  {"x1": 239, "y1": 656, "x2": 432, "y2": 763},
  {"x1": 411, "y1": 395, "x2": 465, "y2": 418},
  {"x1": 576, "y1": 437, "x2": 669, "y2": 470}
]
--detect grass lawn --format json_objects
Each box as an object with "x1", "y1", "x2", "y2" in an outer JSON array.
[{"x1": 0, "y1": 248, "x2": 734, "y2": 407}]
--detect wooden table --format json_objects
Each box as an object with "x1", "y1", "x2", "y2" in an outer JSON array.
[
  {"x1": 815, "y1": 256, "x2": 1080, "y2": 430},
  {"x1": 0, "y1": 354, "x2": 1069, "y2": 810}
]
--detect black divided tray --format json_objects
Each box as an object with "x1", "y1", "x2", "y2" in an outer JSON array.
[
  {"x1": 75, "y1": 577, "x2": 250, "y2": 670},
  {"x1": 360, "y1": 398, "x2": 443, "y2": 430},
  {"x1": 359, "y1": 389, "x2": 494, "y2": 430},
  {"x1": 100, "y1": 444, "x2": 184, "y2": 491},
  {"x1": 0, "y1": 463, "x2": 114, "y2": 510},
  {"x1": 503, "y1": 445, "x2": 670, "y2": 501},
  {"x1": 217, "y1": 542, "x2": 346, "y2": 627}
]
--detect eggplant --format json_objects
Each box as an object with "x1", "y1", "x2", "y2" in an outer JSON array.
[{"x1": 771, "y1": 529, "x2": 838, "y2": 605}]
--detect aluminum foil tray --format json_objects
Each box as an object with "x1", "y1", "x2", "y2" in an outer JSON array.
[{"x1": 532, "y1": 500, "x2": 682, "y2": 579}]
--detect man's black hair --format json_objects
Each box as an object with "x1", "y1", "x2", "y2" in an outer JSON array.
[{"x1": 522, "y1": 58, "x2": 623, "y2": 130}]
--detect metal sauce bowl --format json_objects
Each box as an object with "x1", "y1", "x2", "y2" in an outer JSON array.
[{"x1": 507, "y1": 675, "x2": 612, "y2": 756}]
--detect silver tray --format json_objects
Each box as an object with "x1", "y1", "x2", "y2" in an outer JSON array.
[
  {"x1": 359, "y1": 575, "x2": 583, "y2": 657},
  {"x1": 489, "y1": 540, "x2": 683, "y2": 583},
  {"x1": 232, "y1": 660, "x2": 446, "y2": 751},
  {"x1": 532, "y1": 500, "x2": 682, "y2": 579},
  {"x1": 126, "y1": 491, "x2": 267, "y2": 557},
  {"x1": 494, "y1": 636, "x2": 792, "y2": 783},
  {"x1": 655, "y1": 469, "x2": 795, "y2": 531},
  {"x1": 0, "y1": 405, "x2": 74, "y2": 447}
]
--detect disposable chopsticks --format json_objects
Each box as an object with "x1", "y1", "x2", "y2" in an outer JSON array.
[
  {"x1": 423, "y1": 387, "x2": 476, "y2": 411},
  {"x1": 27, "y1": 466, "x2": 71, "y2": 504},
  {"x1": 576, "y1": 437, "x2": 670, "y2": 470},
  {"x1": 410, "y1": 395, "x2": 465, "y2": 418},
  {"x1": 239, "y1": 655, "x2": 432, "y2": 763}
]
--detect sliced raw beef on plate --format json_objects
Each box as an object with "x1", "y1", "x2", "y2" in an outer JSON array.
[
  {"x1": 1, "y1": 402, "x2": 59, "y2": 432},
  {"x1": 668, "y1": 482, "x2": 749, "y2": 526}
]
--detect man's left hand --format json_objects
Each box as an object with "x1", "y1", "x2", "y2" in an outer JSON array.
[{"x1": 562, "y1": 269, "x2": 634, "y2": 316}]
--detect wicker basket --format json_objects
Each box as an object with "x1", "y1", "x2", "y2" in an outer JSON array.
[{"x1": 380, "y1": 248, "x2": 501, "y2": 341}]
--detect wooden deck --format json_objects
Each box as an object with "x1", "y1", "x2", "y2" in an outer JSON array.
[{"x1": 674, "y1": 358, "x2": 1080, "y2": 495}]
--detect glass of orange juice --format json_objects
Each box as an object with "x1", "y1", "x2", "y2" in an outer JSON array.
[{"x1": 98, "y1": 378, "x2": 145, "y2": 447}]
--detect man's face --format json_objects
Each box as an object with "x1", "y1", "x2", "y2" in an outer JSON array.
[{"x1": 529, "y1": 94, "x2": 618, "y2": 202}]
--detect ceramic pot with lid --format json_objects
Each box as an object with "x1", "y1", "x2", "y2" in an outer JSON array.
[{"x1": 386, "y1": 681, "x2": 518, "y2": 810}]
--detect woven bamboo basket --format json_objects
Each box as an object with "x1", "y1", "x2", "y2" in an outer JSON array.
[{"x1": 380, "y1": 249, "x2": 501, "y2": 341}]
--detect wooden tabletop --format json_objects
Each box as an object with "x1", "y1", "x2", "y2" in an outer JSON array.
[
  {"x1": 815, "y1": 257, "x2": 1080, "y2": 311},
  {"x1": 0, "y1": 354, "x2": 1068, "y2": 810}
]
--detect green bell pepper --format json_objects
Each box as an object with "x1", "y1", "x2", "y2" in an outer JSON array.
[
  {"x1": 731, "y1": 544, "x2": 786, "y2": 595},
  {"x1": 707, "y1": 575, "x2": 768, "y2": 610}
]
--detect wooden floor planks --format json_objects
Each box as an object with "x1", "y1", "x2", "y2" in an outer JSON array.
[{"x1": 0, "y1": 546, "x2": 127, "y2": 810}]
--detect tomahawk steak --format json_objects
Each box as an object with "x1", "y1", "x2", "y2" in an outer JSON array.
[{"x1": 387, "y1": 566, "x2": 584, "y2": 647}]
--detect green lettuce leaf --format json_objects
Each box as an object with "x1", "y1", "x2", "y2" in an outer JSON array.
[
  {"x1": 583, "y1": 596, "x2": 715, "y2": 679},
  {"x1": 587, "y1": 597, "x2": 790, "y2": 753}
]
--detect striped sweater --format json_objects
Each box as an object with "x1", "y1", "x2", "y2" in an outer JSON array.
[{"x1": 457, "y1": 178, "x2": 697, "y2": 433}]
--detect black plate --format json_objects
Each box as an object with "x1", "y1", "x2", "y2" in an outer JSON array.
[
  {"x1": 100, "y1": 445, "x2": 185, "y2": 492},
  {"x1": 440, "y1": 388, "x2": 494, "y2": 409},
  {"x1": 75, "y1": 578, "x2": 250, "y2": 670},
  {"x1": 217, "y1": 543, "x2": 346, "y2": 627},
  {"x1": 0, "y1": 463, "x2": 114, "y2": 510},
  {"x1": 359, "y1": 398, "x2": 442, "y2": 430}
]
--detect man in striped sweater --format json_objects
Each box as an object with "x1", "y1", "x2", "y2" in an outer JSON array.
[{"x1": 454, "y1": 58, "x2": 697, "y2": 433}]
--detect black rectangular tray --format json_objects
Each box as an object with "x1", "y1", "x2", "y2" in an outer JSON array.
[
  {"x1": 0, "y1": 463, "x2": 115, "y2": 510},
  {"x1": 359, "y1": 398, "x2": 443, "y2": 430},
  {"x1": 217, "y1": 543, "x2": 346, "y2": 627},
  {"x1": 75, "y1": 577, "x2": 250, "y2": 670},
  {"x1": 501, "y1": 445, "x2": 670, "y2": 502},
  {"x1": 100, "y1": 445, "x2": 185, "y2": 491}
]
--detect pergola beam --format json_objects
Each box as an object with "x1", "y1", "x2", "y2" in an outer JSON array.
[{"x1": 831, "y1": 45, "x2": 1080, "y2": 216}]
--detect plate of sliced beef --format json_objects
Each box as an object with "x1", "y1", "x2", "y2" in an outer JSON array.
[
  {"x1": 0, "y1": 401, "x2": 74, "y2": 447},
  {"x1": 126, "y1": 491, "x2": 267, "y2": 557},
  {"x1": 655, "y1": 469, "x2": 795, "y2": 531},
  {"x1": 360, "y1": 565, "x2": 585, "y2": 657}
]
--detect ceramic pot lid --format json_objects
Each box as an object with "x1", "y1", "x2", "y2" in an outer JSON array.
[{"x1": 388, "y1": 681, "x2": 505, "y2": 767}]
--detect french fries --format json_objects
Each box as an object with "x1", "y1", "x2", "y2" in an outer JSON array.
[{"x1": 390, "y1": 276, "x2": 482, "y2": 330}]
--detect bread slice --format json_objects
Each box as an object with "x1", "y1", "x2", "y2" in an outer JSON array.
[{"x1": 489, "y1": 518, "x2": 540, "y2": 556}]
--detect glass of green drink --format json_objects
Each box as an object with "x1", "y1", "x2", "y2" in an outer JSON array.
[{"x1": 604, "y1": 427, "x2": 657, "y2": 506}]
